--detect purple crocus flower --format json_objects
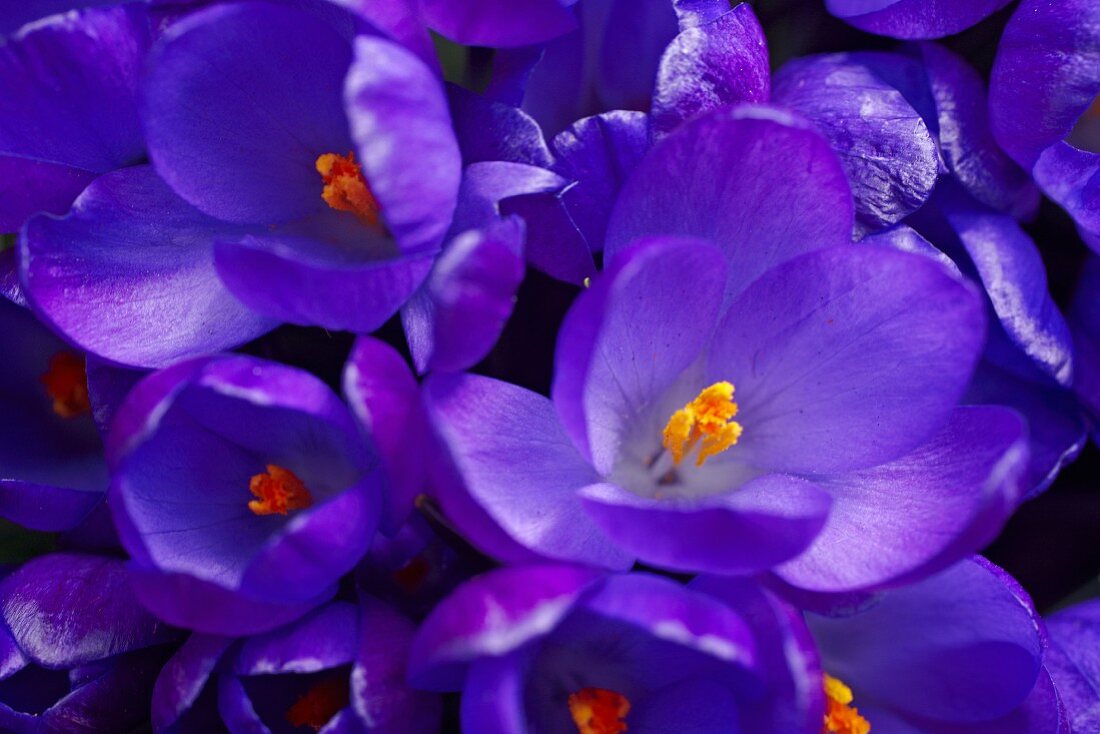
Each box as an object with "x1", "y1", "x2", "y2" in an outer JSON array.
[
  {"x1": 424, "y1": 103, "x2": 1028, "y2": 597},
  {"x1": 0, "y1": 299, "x2": 105, "y2": 533},
  {"x1": 989, "y1": 0, "x2": 1100, "y2": 251},
  {"x1": 21, "y1": 0, "x2": 461, "y2": 368},
  {"x1": 0, "y1": 552, "x2": 179, "y2": 734},
  {"x1": 108, "y1": 354, "x2": 383, "y2": 635},
  {"x1": 0, "y1": 3, "x2": 150, "y2": 233},
  {"x1": 153, "y1": 595, "x2": 438, "y2": 734},
  {"x1": 409, "y1": 564, "x2": 821, "y2": 733},
  {"x1": 804, "y1": 557, "x2": 1066, "y2": 733},
  {"x1": 1043, "y1": 596, "x2": 1100, "y2": 731}
]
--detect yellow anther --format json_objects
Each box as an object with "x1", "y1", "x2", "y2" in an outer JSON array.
[
  {"x1": 823, "y1": 674, "x2": 871, "y2": 734},
  {"x1": 661, "y1": 381, "x2": 742, "y2": 467}
]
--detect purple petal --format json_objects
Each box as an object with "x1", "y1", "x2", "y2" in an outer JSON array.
[
  {"x1": 1072, "y1": 256, "x2": 1100, "y2": 424},
  {"x1": 933, "y1": 183, "x2": 1074, "y2": 386},
  {"x1": 151, "y1": 633, "x2": 233, "y2": 733},
  {"x1": 0, "y1": 5, "x2": 149, "y2": 229},
  {"x1": 343, "y1": 336, "x2": 428, "y2": 534},
  {"x1": 420, "y1": 0, "x2": 577, "y2": 47},
  {"x1": 234, "y1": 602, "x2": 357, "y2": 675},
  {"x1": 579, "y1": 476, "x2": 831, "y2": 575},
  {"x1": 0, "y1": 480, "x2": 101, "y2": 533},
  {"x1": 402, "y1": 217, "x2": 525, "y2": 374},
  {"x1": 551, "y1": 110, "x2": 649, "y2": 251},
  {"x1": 448, "y1": 85, "x2": 554, "y2": 168},
  {"x1": 85, "y1": 357, "x2": 144, "y2": 437},
  {"x1": 0, "y1": 554, "x2": 175, "y2": 668},
  {"x1": 989, "y1": 0, "x2": 1100, "y2": 169},
  {"x1": 810, "y1": 557, "x2": 1044, "y2": 723},
  {"x1": 351, "y1": 596, "x2": 442, "y2": 734},
  {"x1": 595, "y1": 0, "x2": 678, "y2": 112},
  {"x1": 143, "y1": 3, "x2": 355, "y2": 224},
  {"x1": 459, "y1": 649, "x2": 532, "y2": 734},
  {"x1": 1033, "y1": 142, "x2": 1100, "y2": 248},
  {"x1": 408, "y1": 564, "x2": 605, "y2": 690},
  {"x1": 128, "y1": 566, "x2": 336, "y2": 636},
  {"x1": 423, "y1": 373, "x2": 631, "y2": 569},
  {"x1": 21, "y1": 166, "x2": 276, "y2": 369},
  {"x1": 1045, "y1": 599, "x2": 1100, "y2": 732},
  {"x1": 552, "y1": 236, "x2": 726, "y2": 473},
  {"x1": 334, "y1": 0, "x2": 436, "y2": 71},
  {"x1": 709, "y1": 246, "x2": 985, "y2": 474},
  {"x1": 345, "y1": 34, "x2": 461, "y2": 253},
  {"x1": 606, "y1": 104, "x2": 853, "y2": 303},
  {"x1": 826, "y1": 0, "x2": 1012, "y2": 39},
  {"x1": 45, "y1": 647, "x2": 169, "y2": 734},
  {"x1": 673, "y1": 0, "x2": 736, "y2": 27},
  {"x1": 213, "y1": 232, "x2": 435, "y2": 333},
  {"x1": 863, "y1": 223, "x2": 962, "y2": 274},
  {"x1": 650, "y1": 4, "x2": 770, "y2": 137},
  {"x1": 773, "y1": 52, "x2": 939, "y2": 236},
  {"x1": 776, "y1": 406, "x2": 1029, "y2": 593}
]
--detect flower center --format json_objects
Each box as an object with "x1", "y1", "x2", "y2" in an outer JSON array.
[
  {"x1": 40, "y1": 351, "x2": 90, "y2": 419},
  {"x1": 568, "y1": 687, "x2": 630, "y2": 734},
  {"x1": 315, "y1": 151, "x2": 382, "y2": 228},
  {"x1": 248, "y1": 464, "x2": 313, "y2": 516},
  {"x1": 823, "y1": 674, "x2": 871, "y2": 734},
  {"x1": 661, "y1": 381, "x2": 742, "y2": 467},
  {"x1": 285, "y1": 673, "x2": 350, "y2": 731}
]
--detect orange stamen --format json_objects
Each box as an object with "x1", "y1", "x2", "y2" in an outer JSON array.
[
  {"x1": 39, "y1": 351, "x2": 90, "y2": 419},
  {"x1": 568, "y1": 687, "x2": 630, "y2": 734},
  {"x1": 286, "y1": 674, "x2": 350, "y2": 731},
  {"x1": 315, "y1": 151, "x2": 382, "y2": 228},
  {"x1": 661, "y1": 381, "x2": 743, "y2": 467},
  {"x1": 823, "y1": 674, "x2": 871, "y2": 734},
  {"x1": 248, "y1": 464, "x2": 313, "y2": 516}
]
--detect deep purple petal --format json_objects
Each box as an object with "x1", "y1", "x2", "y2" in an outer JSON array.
[
  {"x1": 606, "y1": 104, "x2": 853, "y2": 303},
  {"x1": 650, "y1": 4, "x2": 770, "y2": 137},
  {"x1": 128, "y1": 566, "x2": 336, "y2": 636},
  {"x1": 708, "y1": 246, "x2": 985, "y2": 474},
  {"x1": 0, "y1": 158, "x2": 94, "y2": 234},
  {"x1": 45, "y1": 647, "x2": 169, "y2": 734},
  {"x1": 343, "y1": 336, "x2": 428, "y2": 534},
  {"x1": 84, "y1": 357, "x2": 144, "y2": 438},
  {"x1": 1033, "y1": 142, "x2": 1100, "y2": 248},
  {"x1": 552, "y1": 236, "x2": 726, "y2": 473},
  {"x1": 213, "y1": 232, "x2": 434, "y2": 332},
  {"x1": 423, "y1": 373, "x2": 632, "y2": 569},
  {"x1": 1072, "y1": 256, "x2": 1100, "y2": 425},
  {"x1": 151, "y1": 633, "x2": 234, "y2": 733},
  {"x1": 345, "y1": 34, "x2": 461, "y2": 253},
  {"x1": 420, "y1": 0, "x2": 577, "y2": 47},
  {"x1": 918, "y1": 42, "x2": 1039, "y2": 218},
  {"x1": 551, "y1": 111, "x2": 649, "y2": 251},
  {"x1": 351, "y1": 596, "x2": 442, "y2": 734},
  {"x1": 408, "y1": 564, "x2": 605, "y2": 690},
  {"x1": 773, "y1": 52, "x2": 939, "y2": 236},
  {"x1": 0, "y1": 480, "x2": 101, "y2": 533},
  {"x1": 234, "y1": 602, "x2": 357, "y2": 675},
  {"x1": 810, "y1": 557, "x2": 1044, "y2": 723},
  {"x1": 776, "y1": 406, "x2": 1029, "y2": 593},
  {"x1": 826, "y1": 0, "x2": 1012, "y2": 39},
  {"x1": 448, "y1": 85, "x2": 554, "y2": 168},
  {"x1": 1045, "y1": 599, "x2": 1100, "y2": 732},
  {"x1": 143, "y1": 2, "x2": 353, "y2": 224},
  {"x1": 579, "y1": 476, "x2": 831, "y2": 575},
  {"x1": 21, "y1": 166, "x2": 276, "y2": 369},
  {"x1": 595, "y1": 0, "x2": 678, "y2": 112},
  {"x1": 0, "y1": 554, "x2": 175, "y2": 668},
  {"x1": 459, "y1": 649, "x2": 532, "y2": 734},
  {"x1": 402, "y1": 217, "x2": 525, "y2": 374},
  {"x1": 989, "y1": 0, "x2": 1100, "y2": 169},
  {"x1": 334, "y1": 0, "x2": 436, "y2": 71}
]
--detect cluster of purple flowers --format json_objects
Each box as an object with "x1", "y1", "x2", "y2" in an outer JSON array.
[{"x1": 0, "y1": 0, "x2": 1098, "y2": 732}]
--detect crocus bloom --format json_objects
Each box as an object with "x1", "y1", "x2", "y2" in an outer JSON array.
[
  {"x1": 1042, "y1": 596, "x2": 1100, "y2": 730},
  {"x1": 989, "y1": 0, "x2": 1100, "y2": 251},
  {"x1": 806, "y1": 557, "x2": 1066, "y2": 733},
  {"x1": 108, "y1": 354, "x2": 383, "y2": 635},
  {"x1": 0, "y1": 299, "x2": 105, "y2": 533},
  {"x1": 0, "y1": 553, "x2": 179, "y2": 733},
  {"x1": 153, "y1": 596, "x2": 439, "y2": 734},
  {"x1": 425, "y1": 104, "x2": 1028, "y2": 596},
  {"x1": 409, "y1": 564, "x2": 820, "y2": 733},
  {"x1": 21, "y1": 0, "x2": 461, "y2": 367}
]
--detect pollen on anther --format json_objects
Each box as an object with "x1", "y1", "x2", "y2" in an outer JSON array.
[
  {"x1": 315, "y1": 151, "x2": 382, "y2": 227},
  {"x1": 40, "y1": 351, "x2": 90, "y2": 419},
  {"x1": 248, "y1": 464, "x2": 313, "y2": 516},
  {"x1": 661, "y1": 381, "x2": 743, "y2": 467},
  {"x1": 823, "y1": 674, "x2": 871, "y2": 734},
  {"x1": 568, "y1": 688, "x2": 630, "y2": 734}
]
